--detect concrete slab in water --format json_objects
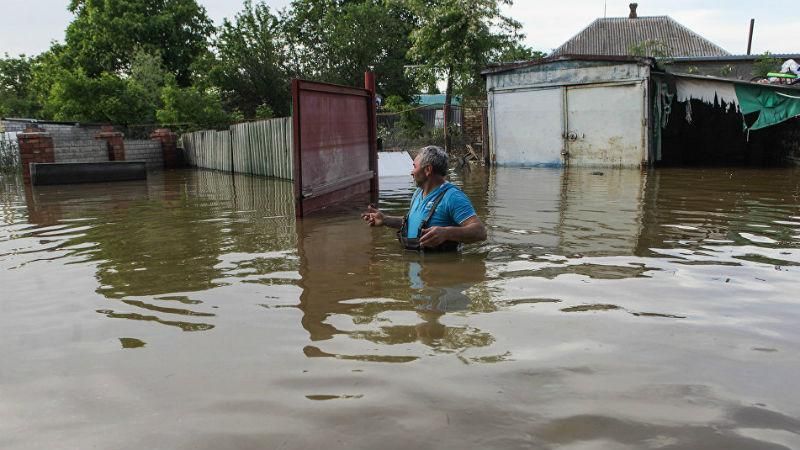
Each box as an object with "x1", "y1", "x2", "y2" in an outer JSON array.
[{"x1": 30, "y1": 161, "x2": 147, "y2": 185}]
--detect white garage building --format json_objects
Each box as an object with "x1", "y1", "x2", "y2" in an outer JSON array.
[{"x1": 483, "y1": 55, "x2": 655, "y2": 168}]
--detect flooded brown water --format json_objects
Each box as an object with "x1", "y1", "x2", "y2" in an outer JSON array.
[{"x1": 1, "y1": 167, "x2": 800, "y2": 449}]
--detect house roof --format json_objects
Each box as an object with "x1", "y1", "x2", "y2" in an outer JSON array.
[{"x1": 552, "y1": 16, "x2": 730, "y2": 58}]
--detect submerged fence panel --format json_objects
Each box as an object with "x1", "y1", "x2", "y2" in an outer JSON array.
[
  {"x1": 181, "y1": 118, "x2": 293, "y2": 180},
  {"x1": 230, "y1": 118, "x2": 293, "y2": 180},
  {"x1": 181, "y1": 129, "x2": 232, "y2": 172}
]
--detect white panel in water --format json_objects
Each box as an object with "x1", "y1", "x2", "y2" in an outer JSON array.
[{"x1": 378, "y1": 151, "x2": 413, "y2": 177}]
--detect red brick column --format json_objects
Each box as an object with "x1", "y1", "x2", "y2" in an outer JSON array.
[
  {"x1": 150, "y1": 128, "x2": 178, "y2": 169},
  {"x1": 95, "y1": 125, "x2": 125, "y2": 161},
  {"x1": 17, "y1": 125, "x2": 55, "y2": 184}
]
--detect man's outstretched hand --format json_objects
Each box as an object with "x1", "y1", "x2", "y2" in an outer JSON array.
[{"x1": 361, "y1": 204, "x2": 385, "y2": 227}]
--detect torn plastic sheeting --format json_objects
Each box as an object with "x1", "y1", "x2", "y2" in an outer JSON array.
[
  {"x1": 676, "y1": 78, "x2": 739, "y2": 109},
  {"x1": 735, "y1": 83, "x2": 800, "y2": 131}
]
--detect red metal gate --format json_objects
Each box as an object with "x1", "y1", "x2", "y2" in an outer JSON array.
[{"x1": 291, "y1": 73, "x2": 378, "y2": 217}]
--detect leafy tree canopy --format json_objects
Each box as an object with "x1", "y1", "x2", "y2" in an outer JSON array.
[
  {"x1": 65, "y1": 0, "x2": 214, "y2": 85},
  {"x1": 281, "y1": 0, "x2": 417, "y2": 99},
  {"x1": 156, "y1": 83, "x2": 231, "y2": 129},
  {"x1": 0, "y1": 54, "x2": 39, "y2": 118},
  {"x1": 212, "y1": 0, "x2": 291, "y2": 118},
  {"x1": 408, "y1": 0, "x2": 523, "y2": 96}
]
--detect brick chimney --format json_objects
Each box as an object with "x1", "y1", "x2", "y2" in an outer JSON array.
[{"x1": 629, "y1": 3, "x2": 638, "y2": 18}]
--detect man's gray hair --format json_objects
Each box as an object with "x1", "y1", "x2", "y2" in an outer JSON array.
[{"x1": 418, "y1": 145, "x2": 448, "y2": 176}]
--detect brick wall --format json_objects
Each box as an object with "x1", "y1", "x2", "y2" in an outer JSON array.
[
  {"x1": 17, "y1": 126, "x2": 55, "y2": 184},
  {"x1": 125, "y1": 139, "x2": 164, "y2": 168}
]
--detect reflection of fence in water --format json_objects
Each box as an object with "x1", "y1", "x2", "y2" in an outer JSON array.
[
  {"x1": 181, "y1": 118, "x2": 293, "y2": 180},
  {"x1": 191, "y1": 169, "x2": 296, "y2": 251},
  {"x1": 0, "y1": 132, "x2": 20, "y2": 171},
  {"x1": 0, "y1": 172, "x2": 24, "y2": 225}
]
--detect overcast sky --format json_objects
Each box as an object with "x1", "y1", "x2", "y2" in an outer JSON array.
[{"x1": 1, "y1": 0, "x2": 796, "y2": 58}]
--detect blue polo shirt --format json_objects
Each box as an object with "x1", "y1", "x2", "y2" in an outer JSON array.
[{"x1": 405, "y1": 182, "x2": 477, "y2": 238}]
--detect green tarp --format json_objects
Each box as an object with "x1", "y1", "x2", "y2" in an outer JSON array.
[{"x1": 735, "y1": 84, "x2": 800, "y2": 130}]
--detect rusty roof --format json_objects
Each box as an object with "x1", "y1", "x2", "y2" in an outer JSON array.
[{"x1": 552, "y1": 16, "x2": 730, "y2": 58}]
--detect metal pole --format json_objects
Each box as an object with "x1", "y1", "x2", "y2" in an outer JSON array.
[
  {"x1": 364, "y1": 71, "x2": 379, "y2": 205},
  {"x1": 747, "y1": 19, "x2": 755, "y2": 55}
]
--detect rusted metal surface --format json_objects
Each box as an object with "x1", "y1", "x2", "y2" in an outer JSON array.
[{"x1": 292, "y1": 75, "x2": 378, "y2": 217}]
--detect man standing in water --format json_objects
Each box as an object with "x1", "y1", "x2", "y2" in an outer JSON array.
[{"x1": 361, "y1": 145, "x2": 486, "y2": 251}]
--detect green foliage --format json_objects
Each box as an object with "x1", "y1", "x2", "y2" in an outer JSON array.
[
  {"x1": 44, "y1": 69, "x2": 152, "y2": 123},
  {"x1": 493, "y1": 43, "x2": 546, "y2": 63},
  {"x1": 65, "y1": 0, "x2": 214, "y2": 85},
  {"x1": 255, "y1": 103, "x2": 275, "y2": 120},
  {"x1": 0, "y1": 54, "x2": 39, "y2": 118},
  {"x1": 753, "y1": 51, "x2": 782, "y2": 78},
  {"x1": 718, "y1": 64, "x2": 735, "y2": 77},
  {"x1": 408, "y1": 0, "x2": 524, "y2": 97},
  {"x1": 6, "y1": 0, "x2": 534, "y2": 131},
  {"x1": 628, "y1": 39, "x2": 673, "y2": 57},
  {"x1": 281, "y1": 0, "x2": 417, "y2": 98},
  {"x1": 156, "y1": 83, "x2": 230, "y2": 129},
  {"x1": 383, "y1": 95, "x2": 424, "y2": 134},
  {"x1": 129, "y1": 47, "x2": 170, "y2": 122},
  {"x1": 212, "y1": 1, "x2": 291, "y2": 118}
]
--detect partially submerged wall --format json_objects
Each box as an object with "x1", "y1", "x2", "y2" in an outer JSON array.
[{"x1": 2, "y1": 120, "x2": 165, "y2": 168}]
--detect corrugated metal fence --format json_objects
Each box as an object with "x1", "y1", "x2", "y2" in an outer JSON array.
[{"x1": 181, "y1": 117, "x2": 293, "y2": 180}]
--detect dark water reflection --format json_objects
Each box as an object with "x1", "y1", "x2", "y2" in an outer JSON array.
[{"x1": 1, "y1": 167, "x2": 800, "y2": 449}]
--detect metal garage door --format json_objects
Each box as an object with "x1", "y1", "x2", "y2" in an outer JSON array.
[
  {"x1": 490, "y1": 87, "x2": 564, "y2": 166},
  {"x1": 565, "y1": 82, "x2": 647, "y2": 167}
]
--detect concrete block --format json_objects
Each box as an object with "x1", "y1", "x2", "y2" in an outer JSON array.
[{"x1": 30, "y1": 162, "x2": 147, "y2": 185}]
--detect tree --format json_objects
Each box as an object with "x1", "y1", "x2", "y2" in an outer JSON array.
[
  {"x1": 494, "y1": 43, "x2": 545, "y2": 63},
  {"x1": 408, "y1": 0, "x2": 523, "y2": 151},
  {"x1": 281, "y1": 0, "x2": 417, "y2": 99},
  {"x1": 44, "y1": 70, "x2": 152, "y2": 124},
  {"x1": 752, "y1": 51, "x2": 782, "y2": 78},
  {"x1": 129, "y1": 47, "x2": 170, "y2": 122},
  {"x1": 64, "y1": 0, "x2": 214, "y2": 85},
  {"x1": 156, "y1": 83, "x2": 230, "y2": 129},
  {"x1": 0, "y1": 54, "x2": 39, "y2": 118},
  {"x1": 212, "y1": 1, "x2": 291, "y2": 118}
]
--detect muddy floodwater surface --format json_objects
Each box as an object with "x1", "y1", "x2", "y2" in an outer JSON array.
[{"x1": 2, "y1": 167, "x2": 800, "y2": 450}]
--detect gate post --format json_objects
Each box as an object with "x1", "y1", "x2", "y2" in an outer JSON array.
[
  {"x1": 150, "y1": 128, "x2": 178, "y2": 169},
  {"x1": 364, "y1": 71, "x2": 379, "y2": 205},
  {"x1": 17, "y1": 125, "x2": 54, "y2": 185},
  {"x1": 95, "y1": 125, "x2": 126, "y2": 161}
]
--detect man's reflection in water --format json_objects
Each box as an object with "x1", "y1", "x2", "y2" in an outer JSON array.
[
  {"x1": 407, "y1": 256, "x2": 484, "y2": 312},
  {"x1": 406, "y1": 254, "x2": 487, "y2": 347},
  {"x1": 297, "y1": 212, "x2": 492, "y2": 359}
]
